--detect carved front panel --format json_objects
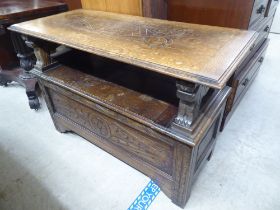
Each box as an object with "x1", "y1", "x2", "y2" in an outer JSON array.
[
  {"x1": 45, "y1": 66, "x2": 177, "y2": 125},
  {"x1": 49, "y1": 88, "x2": 174, "y2": 175}
]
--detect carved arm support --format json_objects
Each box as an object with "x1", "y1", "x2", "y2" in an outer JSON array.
[
  {"x1": 172, "y1": 80, "x2": 210, "y2": 132},
  {"x1": 23, "y1": 35, "x2": 72, "y2": 72},
  {"x1": 23, "y1": 36, "x2": 53, "y2": 72},
  {"x1": 10, "y1": 32, "x2": 36, "y2": 71}
]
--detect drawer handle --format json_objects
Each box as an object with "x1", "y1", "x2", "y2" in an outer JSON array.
[
  {"x1": 264, "y1": 26, "x2": 270, "y2": 32},
  {"x1": 250, "y1": 43, "x2": 256, "y2": 51},
  {"x1": 242, "y1": 78, "x2": 249, "y2": 86},
  {"x1": 259, "y1": 56, "x2": 264, "y2": 63},
  {"x1": 257, "y1": 5, "x2": 266, "y2": 14}
]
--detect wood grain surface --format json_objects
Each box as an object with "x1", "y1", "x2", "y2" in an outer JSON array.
[
  {"x1": 9, "y1": 9, "x2": 258, "y2": 89},
  {"x1": 167, "y1": 0, "x2": 255, "y2": 29},
  {"x1": 81, "y1": 0, "x2": 142, "y2": 16},
  {"x1": 50, "y1": 0, "x2": 82, "y2": 10}
]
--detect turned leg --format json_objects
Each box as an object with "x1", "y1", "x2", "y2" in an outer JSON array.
[
  {"x1": 25, "y1": 77, "x2": 40, "y2": 110},
  {"x1": 0, "y1": 66, "x2": 39, "y2": 110},
  {"x1": 12, "y1": 32, "x2": 58, "y2": 110},
  {"x1": 10, "y1": 32, "x2": 39, "y2": 109},
  {"x1": 24, "y1": 37, "x2": 67, "y2": 130},
  {"x1": 26, "y1": 90, "x2": 40, "y2": 110}
]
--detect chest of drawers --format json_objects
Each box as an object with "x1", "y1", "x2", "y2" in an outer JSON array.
[{"x1": 167, "y1": 0, "x2": 278, "y2": 130}]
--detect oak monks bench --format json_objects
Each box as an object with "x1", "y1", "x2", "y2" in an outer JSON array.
[{"x1": 9, "y1": 10, "x2": 258, "y2": 208}]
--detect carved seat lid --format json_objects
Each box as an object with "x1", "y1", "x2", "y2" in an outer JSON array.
[{"x1": 9, "y1": 9, "x2": 257, "y2": 89}]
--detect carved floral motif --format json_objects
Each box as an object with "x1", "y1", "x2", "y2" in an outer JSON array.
[
  {"x1": 50, "y1": 90, "x2": 173, "y2": 174},
  {"x1": 51, "y1": 13, "x2": 193, "y2": 48}
]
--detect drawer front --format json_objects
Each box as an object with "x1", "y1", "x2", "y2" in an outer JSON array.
[
  {"x1": 254, "y1": 16, "x2": 274, "y2": 48},
  {"x1": 220, "y1": 40, "x2": 269, "y2": 131},
  {"x1": 234, "y1": 40, "x2": 269, "y2": 104},
  {"x1": 249, "y1": 0, "x2": 269, "y2": 27},
  {"x1": 234, "y1": 62, "x2": 261, "y2": 104},
  {"x1": 265, "y1": 0, "x2": 279, "y2": 17}
]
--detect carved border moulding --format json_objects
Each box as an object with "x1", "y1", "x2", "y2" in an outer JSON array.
[{"x1": 172, "y1": 80, "x2": 210, "y2": 137}]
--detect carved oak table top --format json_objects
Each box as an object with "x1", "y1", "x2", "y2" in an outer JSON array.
[
  {"x1": 0, "y1": 0, "x2": 67, "y2": 25},
  {"x1": 9, "y1": 9, "x2": 258, "y2": 89}
]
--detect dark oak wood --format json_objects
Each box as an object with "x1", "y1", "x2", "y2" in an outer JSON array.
[
  {"x1": 172, "y1": 81, "x2": 210, "y2": 128},
  {"x1": 142, "y1": 0, "x2": 167, "y2": 19},
  {"x1": 167, "y1": 0, "x2": 256, "y2": 29},
  {"x1": 49, "y1": 0, "x2": 82, "y2": 10},
  {"x1": 219, "y1": 2, "x2": 277, "y2": 130},
  {"x1": 33, "y1": 62, "x2": 231, "y2": 208},
  {"x1": 265, "y1": 0, "x2": 279, "y2": 17},
  {"x1": 0, "y1": 30, "x2": 17, "y2": 70},
  {"x1": 221, "y1": 39, "x2": 269, "y2": 130},
  {"x1": 166, "y1": 0, "x2": 276, "y2": 33},
  {"x1": 9, "y1": 9, "x2": 258, "y2": 89},
  {"x1": 249, "y1": 0, "x2": 269, "y2": 28},
  {"x1": 80, "y1": 0, "x2": 166, "y2": 18},
  {"x1": 3, "y1": 1, "x2": 275, "y2": 206},
  {"x1": 8, "y1": 9, "x2": 259, "y2": 207},
  {"x1": 166, "y1": 0, "x2": 278, "y2": 31},
  {"x1": 0, "y1": 0, "x2": 67, "y2": 24},
  {"x1": 165, "y1": 0, "x2": 278, "y2": 131},
  {"x1": 0, "y1": 0, "x2": 67, "y2": 109}
]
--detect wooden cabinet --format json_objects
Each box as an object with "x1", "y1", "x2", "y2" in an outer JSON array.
[
  {"x1": 266, "y1": 0, "x2": 279, "y2": 17},
  {"x1": 249, "y1": 0, "x2": 269, "y2": 28},
  {"x1": 81, "y1": 0, "x2": 167, "y2": 18},
  {"x1": 81, "y1": 0, "x2": 142, "y2": 16},
  {"x1": 167, "y1": 0, "x2": 277, "y2": 30},
  {"x1": 166, "y1": 0, "x2": 278, "y2": 131},
  {"x1": 168, "y1": 0, "x2": 255, "y2": 29},
  {"x1": 223, "y1": 40, "x2": 269, "y2": 125},
  {"x1": 49, "y1": 0, "x2": 82, "y2": 10}
]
